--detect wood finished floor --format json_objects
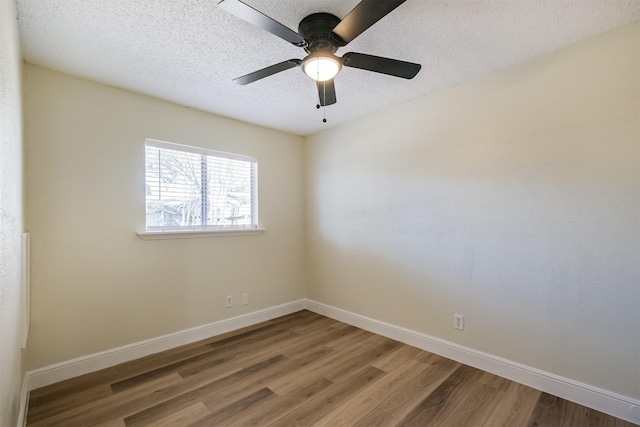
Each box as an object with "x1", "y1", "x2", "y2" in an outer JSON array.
[{"x1": 27, "y1": 310, "x2": 636, "y2": 427}]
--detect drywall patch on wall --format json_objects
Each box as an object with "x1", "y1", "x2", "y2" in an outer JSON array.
[{"x1": 305, "y1": 23, "x2": 640, "y2": 400}]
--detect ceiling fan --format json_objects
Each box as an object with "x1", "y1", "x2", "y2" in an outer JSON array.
[{"x1": 218, "y1": 0, "x2": 421, "y2": 108}]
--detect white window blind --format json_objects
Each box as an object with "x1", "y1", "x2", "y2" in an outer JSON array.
[{"x1": 145, "y1": 139, "x2": 258, "y2": 231}]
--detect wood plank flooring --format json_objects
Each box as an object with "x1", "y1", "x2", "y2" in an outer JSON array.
[{"x1": 26, "y1": 310, "x2": 636, "y2": 426}]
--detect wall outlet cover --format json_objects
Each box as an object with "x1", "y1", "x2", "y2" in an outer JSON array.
[{"x1": 454, "y1": 314, "x2": 464, "y2": 330}]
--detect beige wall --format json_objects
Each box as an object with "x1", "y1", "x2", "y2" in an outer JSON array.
[
  {"x1": 24, "y1": 65, "x2": 306, "y2": 369},
  {"x1": 306, "y1": 23, "x2": 640, "y2": 399},
  {"x1": 0, "y1": 0, "x2": 25, "y2": 424},
  {"x1": 21, "y1": 19, "x2": 639, "y2": 409}
]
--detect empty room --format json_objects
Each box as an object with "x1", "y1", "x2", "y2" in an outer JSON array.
[{"x1": 1, "y1": 0, "x2": 639, "y2": 426}]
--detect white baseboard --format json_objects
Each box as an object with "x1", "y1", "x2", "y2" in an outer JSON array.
[
  {"x1": 16, "y1": 373, "x2": 29, "y2": 427},
  {"x1": 303, "y1": 299, "x2": 640, "y2": 426},
  {"x1": 21, "y1": 298, "x2": 640, "y2": 425},
  {"x1": 26, "y1": 299, "x2": 305, "y2": 391}
]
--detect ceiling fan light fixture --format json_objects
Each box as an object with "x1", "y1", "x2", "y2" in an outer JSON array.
[{"x1": 302, "y1": 53, "x2": 342, "y2": 82}]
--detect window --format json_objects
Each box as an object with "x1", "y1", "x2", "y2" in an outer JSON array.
[{"x1": 144, "y1": 139, "x2": 258, "y2": 232}]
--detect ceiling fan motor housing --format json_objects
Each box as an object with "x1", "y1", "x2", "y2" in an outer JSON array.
[
  {"x1": 298, "y1": 13, "x2": 344, "y2": 54},
  {"x1": 220, "y1": 0, "x2": 421, "y2": 107}
]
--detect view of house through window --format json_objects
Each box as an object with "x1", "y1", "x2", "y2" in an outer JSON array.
[{"x1": 145, "y1": 139, "x2": 257, "y2": 231}]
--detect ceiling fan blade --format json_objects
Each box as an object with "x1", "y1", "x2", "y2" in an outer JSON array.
[
  {"x1": 331, "y1": 0, "x2": 406, "y2": 45},
  {"x1": 233, "y1": 59, "x2": 301, "y2": 85},
  {"x1": 218, "y1": 0, "x2": 306, "y2": 47},
  {"x1": 317, "y1": 79, "x2": 337, "y2": 106},
  {"x1": 342, "y1": 52, "x2": 421, "y2": 79}
]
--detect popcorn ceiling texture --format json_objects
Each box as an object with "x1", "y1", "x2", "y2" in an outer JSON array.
[{"x1": 16, "y1": 0, "x2": 640, "y2": 135}]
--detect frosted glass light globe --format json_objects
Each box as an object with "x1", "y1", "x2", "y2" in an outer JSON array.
[{"x1": 302, "y1": 54, "x2": 342, "y2": 81}]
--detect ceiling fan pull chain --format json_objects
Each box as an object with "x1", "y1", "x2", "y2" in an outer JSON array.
[
  {"x1": 315, "y1": 81, "x2": 328, "y2": 122},
  {"x1": 322, "y1": 81, "x2": 327, "y2": 123}
]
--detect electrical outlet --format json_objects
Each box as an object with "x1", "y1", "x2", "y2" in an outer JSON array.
[
  {"x1": 242, "y1": 293, "x2": 249, "y2": 305},
  {"x1": 453, "y1": 314, "x2": 464, "y2": 330},
  {"x1": 225, "y1": 295, "x2": 233, "y2": 308}
]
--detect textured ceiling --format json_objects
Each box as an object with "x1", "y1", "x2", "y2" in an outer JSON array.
[{"x1": 16, "y1": 0, "x2": 640, "y2": 136}]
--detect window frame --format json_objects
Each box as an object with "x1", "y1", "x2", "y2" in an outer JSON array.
[{"x1": 138, "y1": 139, "x2": 263, "y2": 239}]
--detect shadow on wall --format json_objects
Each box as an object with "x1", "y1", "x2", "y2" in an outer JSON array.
[
  {"x1": 307, "y1": 161, "x2": 638, "y2": 395},
  {"x1": 305, "y1": 21, "x2": 639, "y2": 398}
]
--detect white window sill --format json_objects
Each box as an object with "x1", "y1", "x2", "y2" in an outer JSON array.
[{"x1": 137, "y1": 228, "x2": 266, "y2": 240}]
